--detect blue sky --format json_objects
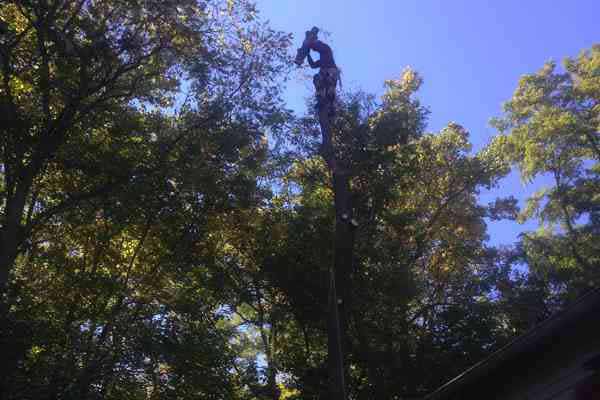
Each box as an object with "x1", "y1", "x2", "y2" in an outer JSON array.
[{"x1": 254, "y1": 0, "x2": 599, "y2": 246}]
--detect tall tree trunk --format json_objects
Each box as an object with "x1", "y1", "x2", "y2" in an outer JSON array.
[
  {"x1": 0, "y1": 173, "x2": 35, "y2": 396},
  {"x1": 319, "y1": 104, "x2": 353, "y2": 400}
]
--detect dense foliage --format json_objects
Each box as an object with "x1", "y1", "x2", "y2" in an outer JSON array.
[{"x1": 1, "y1": 1, "x2": 598, "y2": 399}]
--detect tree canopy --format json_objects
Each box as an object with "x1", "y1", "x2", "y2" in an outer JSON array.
[{"x1": 1, "y1": 1, "x2": 598, "y2": 399}]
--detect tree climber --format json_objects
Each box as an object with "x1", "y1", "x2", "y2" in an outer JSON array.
[
  {"x1": 295, "y1": 27, "x2": 350, "y2": 400},
  {"x1": 295, "y1": 27, "x2": 340, "y2": 116}
]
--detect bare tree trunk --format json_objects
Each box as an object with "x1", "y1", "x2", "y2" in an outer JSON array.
[{"x1": 319, "y1": 104, "x2": 352, "y2": 400}]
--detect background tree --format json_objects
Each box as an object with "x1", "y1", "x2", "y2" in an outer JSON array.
[
  {"x1": 490, "y1": 44, "x2": 600, "y2": 316},
  {"x1": 0, "y1": 0, "x2": 291, "y2": 398}
]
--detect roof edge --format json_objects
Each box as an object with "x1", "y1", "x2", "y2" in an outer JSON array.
[{"x1": 426, "y1": 287, "x2": 600, "y2": 400}]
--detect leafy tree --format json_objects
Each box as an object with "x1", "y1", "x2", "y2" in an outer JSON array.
[
  {"x1": 256, "y1": 70, "x2": 514, "y2": 399},
  {"x1": 0, "y1": 0, "x2": 291, "y2": 398},
  {"x1": 5, "y1": 2, "x2": 594, "y2": 400},
  {"x1": 490, "y1": 44, "x2": 600, "y2": 306}
]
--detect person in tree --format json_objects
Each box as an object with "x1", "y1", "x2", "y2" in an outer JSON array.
[{"x1": 295, "y1": 27, "x2": 340, "y2": 115}]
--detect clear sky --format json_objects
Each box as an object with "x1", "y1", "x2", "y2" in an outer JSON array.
[{"x1": 254, "y1": 0, "x2": 599, "y2": 246}]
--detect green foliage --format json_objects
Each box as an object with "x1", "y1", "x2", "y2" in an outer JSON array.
[
  {"x1": 489, "y1": 44, "x2": 600, "y2": 303},
  {"x1": 253, "y1": 69, "x2": 516, "y2": 398},
  {"x1": 1, "y1": 0, "x2": 290, "y2": 398},
  {"x1": 1, "y1": 1, "x2": 596, "y2": 398}
]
